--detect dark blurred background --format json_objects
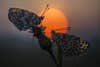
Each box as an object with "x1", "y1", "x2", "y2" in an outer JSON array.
[{"x1": 0, "y1": 0, "x2": 100, "y2": 67}]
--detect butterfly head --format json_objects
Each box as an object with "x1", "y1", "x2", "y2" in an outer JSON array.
[{"x1": 39, "y1": 16, "x2": 45, "y2": 21}]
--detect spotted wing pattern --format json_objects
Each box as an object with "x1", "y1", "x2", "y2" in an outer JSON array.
[
  {"x1": 51, "y1": 31, "x2": 89, "y2": 56},
  {"x1": 62, "y1": 35, "x2": 89, "y2": 56},
  {"x1": 8, "y1": 8, "x2": 44, "y2": 31}
]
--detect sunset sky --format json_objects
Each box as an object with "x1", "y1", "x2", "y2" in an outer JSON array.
[{"x1": 0, "y1": 0, "x2": 100, "y2": 67}]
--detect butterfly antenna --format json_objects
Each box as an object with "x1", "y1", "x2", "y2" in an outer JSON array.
[
  {"x1": 55, "y1": 27, "x2": 72, "y2": 31},
  {"x1": 40, "y1": 4, "x2": 50, "y2": 16}
]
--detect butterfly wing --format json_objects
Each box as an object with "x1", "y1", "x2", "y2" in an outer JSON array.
[
  {"x1": 8, "y1": 8, "x2": 43, "y2": 31},
  {"x1": 62, "y1": 34, "x2": 89, "y2": 56},
  {"x1": 51, "y1": 32, "x2": 89, "y2": 56}
]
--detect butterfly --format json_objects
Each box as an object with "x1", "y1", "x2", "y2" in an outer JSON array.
[{"x1": 8, "y1": 8, "x2": 44, "y2": 31}]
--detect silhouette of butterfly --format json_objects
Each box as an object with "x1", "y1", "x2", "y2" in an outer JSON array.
[{"x1": 8, "y1": 6, "x2": 90, "y2": 67}]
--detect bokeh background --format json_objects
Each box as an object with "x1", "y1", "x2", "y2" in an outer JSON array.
[{"x1": 0, "y1": 0, "x2": 100, "y2": 67}]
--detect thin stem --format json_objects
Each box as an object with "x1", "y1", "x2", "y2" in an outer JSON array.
[{"x1": 57, "y1": 44, "x2": 63, "y2": 67}]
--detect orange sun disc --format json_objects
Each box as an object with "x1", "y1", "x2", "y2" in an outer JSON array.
[{"x1": 40, "y1": 8, "x2": 68, "y2": 39}]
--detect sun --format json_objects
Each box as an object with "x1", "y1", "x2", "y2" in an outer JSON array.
[{"x1": 40, "y1": 8, "x2": 68, "y2": 39}]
